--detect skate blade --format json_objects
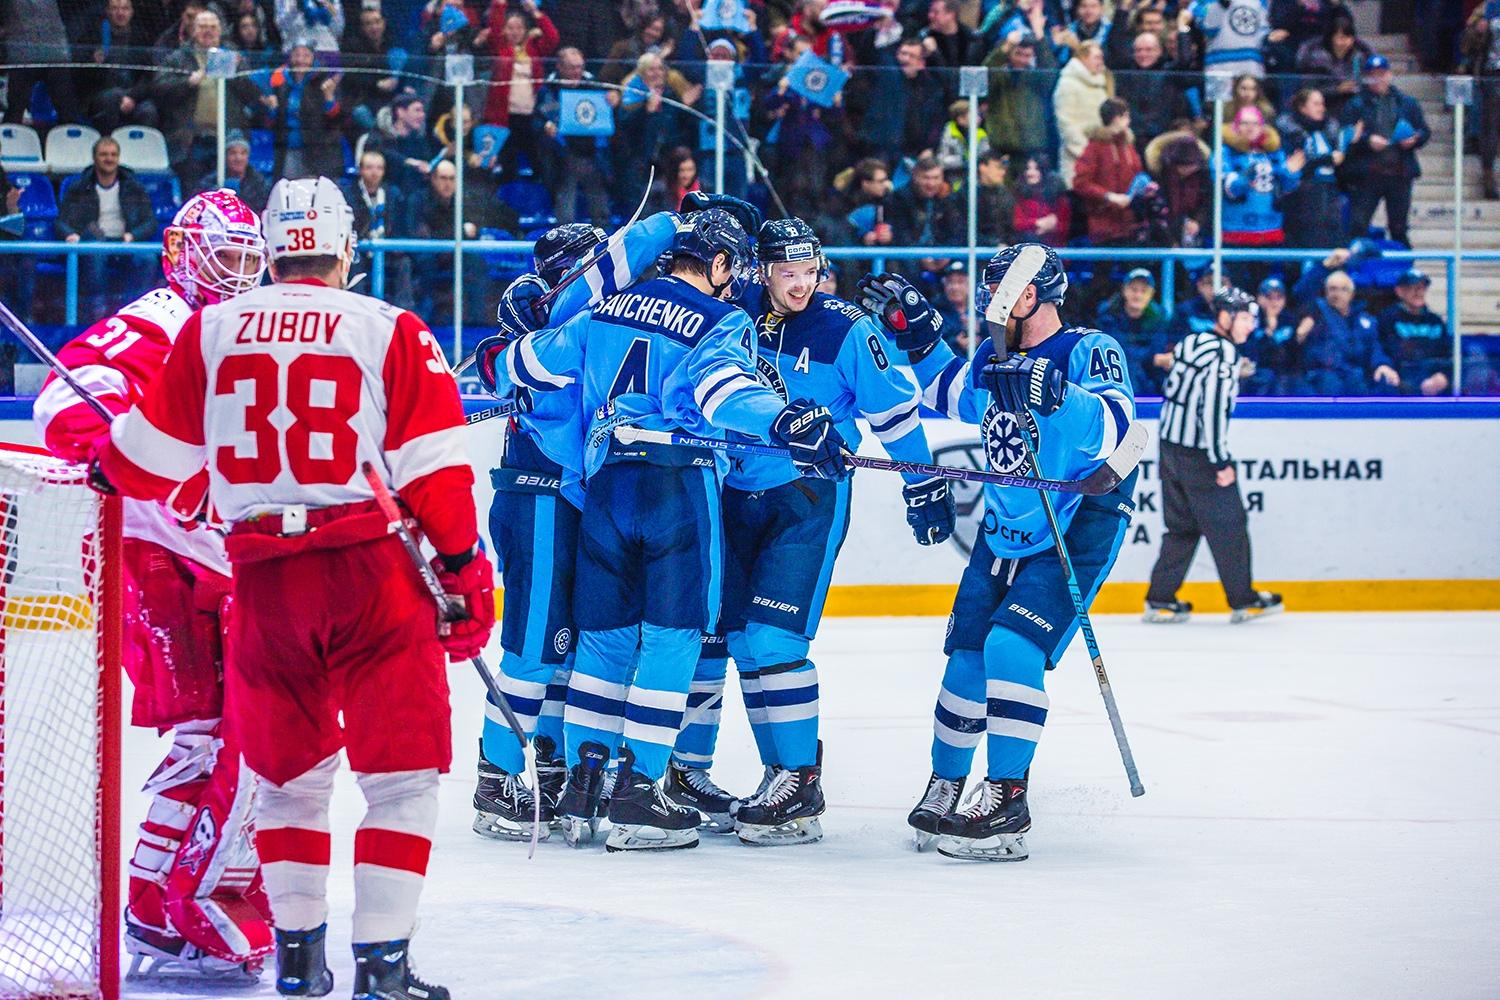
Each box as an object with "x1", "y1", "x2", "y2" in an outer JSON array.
[
  {"x1": 736, "y1": 815, "x2": 823, "y2": 847},
  {"x1": 473, "y1": 810, "x2": 552, "y2": 843},
  {"x1": 561, "y1": 815, "x2": 599, "y2": 847},
  {"x1": 934, "y1": 832, "x2": 1029, "y2": 862},
  {"x1": 1142, "y1": 610, "x2": 1189, "y2": 624},
  {"x1": 1230, "y1": 604, "x2": 1283, "y2": 624},
  {"x1": 604, "y1": 823, "x2": 700, "y2": 852},
  {"x1": 126, "y1": 949, "x2": 263, "y2": 987},
  {"x1": 911, "y1": 828, "x2": 937, "y2": 852}
]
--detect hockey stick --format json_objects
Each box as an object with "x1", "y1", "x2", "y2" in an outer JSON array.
[
  {"x1": 612, "y1": 424, "x2": 1146, "y2": 496},
  {"x1": 984, "y1": 253, "x2": 1145, "y2": 798},
  {"x1": 454, "y1": 166, "x2": 657, "y2": 376},
  {"x1": 465, "y1": 402, "x2": 515, "y2": 426},
  {"x1": 0, "y1": 300, "x2": 119, "y2": 423},
  {"x1": 360, "y1": 462, "x2": 546, "y2": 855}
]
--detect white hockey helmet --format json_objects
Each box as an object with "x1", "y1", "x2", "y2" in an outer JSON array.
[
  {"x1": 162, "y1": 189, "x2": 266, "y2": 308},
  {"x1": 263, "y1": 176, "x2": 356, "y2": 272}
]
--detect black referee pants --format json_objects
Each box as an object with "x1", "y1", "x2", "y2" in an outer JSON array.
[{"x1": 1146, "y1": 441, "x2": 1257, "y2": 610}]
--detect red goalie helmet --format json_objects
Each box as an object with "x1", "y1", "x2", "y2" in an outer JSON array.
[{"x1": 162, "y1": 189, "x2": 267, "y2": 308}]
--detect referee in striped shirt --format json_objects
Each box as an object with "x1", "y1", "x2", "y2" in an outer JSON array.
[{"x1": 1145, "y1": 286, "x2": 1283, "y2": 624}]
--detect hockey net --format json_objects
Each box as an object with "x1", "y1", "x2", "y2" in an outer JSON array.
[{"x1": 0, "y1": 446, "x2": 121, "y2": 1000}]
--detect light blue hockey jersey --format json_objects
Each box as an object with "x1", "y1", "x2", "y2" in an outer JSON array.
[
  {"x1": 505, "y1": 274, "x2": 786, "y2": 491},
  {"x1": 730, "y1": 282, "x2": 932, "y2": 492},
  {"x1": 912, "y1": 327, "x2": 1136, "y2": 559}
]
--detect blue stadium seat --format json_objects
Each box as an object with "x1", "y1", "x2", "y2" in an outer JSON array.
[
  {"x1": 249, "y1": 130, "x2": 276, "y2": 176},
  {"x1": 498, "y1": 180, "x2": 553, "y2": 229},
  {"x1": 342, "y1": 136, "x2": 355, "y2": 176},
  {"x1": 27, "y1": 83, "x2": 58, "y2": 127},
  {"x1": 7, "y1": 172, "x2": 58, "y2": 239},
  {"x1": 138, "y1": 175, "x2": 183, "y2": 228}
]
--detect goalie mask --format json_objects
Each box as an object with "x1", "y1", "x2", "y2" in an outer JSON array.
[
  {"x1": 263, "y1": 176, "x2": 357, "y2": 281},
  {"x1": 162, "y1": 190, "x2": 267, "y2": 308}
]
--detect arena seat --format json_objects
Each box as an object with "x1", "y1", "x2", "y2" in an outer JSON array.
[
  {"x1": 249, "y1": 129, "x2": 276, "y2": 175},
  {"x1": 137, "y1": 174, "x2": 183, "y2": 228},
  {"x1": 498, "y1": 180, "x2": 553, "y2": 229},
  {"x1": 112, "y1": 126, "x2": 172, "y2": 174},
  {"x1": 44, "y1": 125, "x2": 102, "y2": 176},
  {"x1": 0, "y1": 124, "x2": 45, "y2": 172},
  {"x1": 6, "y1": 172, "x2": 58, "y2": 239}
]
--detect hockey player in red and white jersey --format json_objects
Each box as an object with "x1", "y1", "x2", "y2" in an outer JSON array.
[
  {"x1": 32, "y1": 189, "x2": 276, "y2": 981},
  {"x1": 91, "y1": 176, "x2": 492, "y2": 1000}
]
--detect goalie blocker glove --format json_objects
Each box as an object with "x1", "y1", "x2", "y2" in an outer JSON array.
[
  {"x1": 770, "y1": 399, "x2": 851, "y2": 481},
  {"x1": 983, "y1": 355, "x2": 1067, "y2": 417},
  {"x1": 432, "y1": 547, "x2": 496, "y2": 660},
  {"x1": 902, "y1": 476, "x2": 956, "y2": 546},
  {"x1": 856, "y1": 271, "x2": 944, "y2": 356}
]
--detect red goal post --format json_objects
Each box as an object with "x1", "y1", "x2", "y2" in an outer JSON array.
[{"x1": 0, "y1": 443, "x2": 121, "y2": 1000}]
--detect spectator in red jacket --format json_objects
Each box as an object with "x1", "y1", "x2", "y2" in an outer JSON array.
[
  {"x1": 1072, "y1": 96, "x2": 1143, "y2": 245},
  {"x1": 1012, "y1": 153, "x2": 1071, "y2": 246},
  {"x1": 482, "y1": 0, "x2": 560, "y2": 178}
]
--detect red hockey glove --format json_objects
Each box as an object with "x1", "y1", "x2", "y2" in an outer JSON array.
[
  {"x1": 45, "y1": 395, "x2": 129, "y2": 463},
  {"x1": 431, "y1": 547, "x2": 496, "y2": 660}
]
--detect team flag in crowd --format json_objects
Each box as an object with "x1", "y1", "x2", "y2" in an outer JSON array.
[
  {"x1": 785, "y1": 50, "x2": 849, "y2": 108},
  {"x1": 700, "y1": 0, "x2": 753, "y2": 32},
  {"x1": 471, "y1": 126, "x2": 509, "y2": 169},
  {"x1": 559, "y1": 89, "x2": 615, "y2": 137}
]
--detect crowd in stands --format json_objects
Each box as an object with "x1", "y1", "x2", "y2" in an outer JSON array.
[{"x1": 0, "y1": 0, "x2": 1489, "y2": 395}]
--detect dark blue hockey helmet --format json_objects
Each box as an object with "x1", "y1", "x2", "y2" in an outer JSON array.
[
  {"x1": 976, "y1": 242, "x2": 1068, "y2": 323},
  {"x1": 667, "y1": 208, "x2": 753, "y2": 296},
  {"x1": 533, "y1": 222, "x2": 606, "y2": 287},
  {"x1": 756, "y1": 217, "x2": 828, "y2": 282}
]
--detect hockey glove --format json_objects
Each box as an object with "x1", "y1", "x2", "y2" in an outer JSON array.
[
  {"x1": 431, "y1": 547, "x2": 496, "y2": 660},
  {"x1": 679, "y1": 191, "x2": 764, "y2": 237},
  {"x1": 983, "y1": 355, "x2": 1067, "y2": 417},
  {"x1": 902, "y1": 476, "x2": 956, "y2": 546},
  {"x1": 45, "y1": 394, "x2": 129, "y2": 463},
  {"x1": 856, "y1": 272, "x2": 943, "y2": 356},
  {"x1": 497, "y1": 273, "x2": 551, "y2": 335},
  {"x1": 771, "y1": 399, "x2": 851, "y2": 482},
  {"x1": 473, "y1": 333, "x2": 511, "y2": 396}
]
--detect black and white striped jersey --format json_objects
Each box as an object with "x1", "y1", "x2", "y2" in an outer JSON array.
[{"x1": 1158, "y1": 331, "x2": 1239, "y2": 467}]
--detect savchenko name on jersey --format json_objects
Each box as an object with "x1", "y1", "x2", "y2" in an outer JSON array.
[{"x1": 590, "y1": 289, "x2": 707, "y2": 341}]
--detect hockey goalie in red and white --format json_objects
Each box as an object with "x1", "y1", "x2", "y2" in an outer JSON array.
[
  {"x1": 32, "y1": 189, "x2": 275, "y2": 980},
  {"x1": 90, "y1": 176, "x2": 492, "y2": 1000}
]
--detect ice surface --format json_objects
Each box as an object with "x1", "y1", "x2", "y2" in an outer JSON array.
[{"x1": 116, "y1": 613, "x2": 1500, "y2": 999}]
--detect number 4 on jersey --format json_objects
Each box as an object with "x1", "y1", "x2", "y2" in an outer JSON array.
[{"x1": 608, "y1": 337, "x2": 650, "y2": 399}]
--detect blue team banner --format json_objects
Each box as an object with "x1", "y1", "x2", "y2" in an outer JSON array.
[
  {"x1": 559, "y1": 89, "x2": 615, "y2": 137},
  {"x1": 699, "y1": 0, "x2": 752, "y2": 32},
  {"x1": 785, "y1": 50, "x2": 848, "y2": 108},
  {"x1": 471, "y1": 125, "x2": 509, "y2": 169}
]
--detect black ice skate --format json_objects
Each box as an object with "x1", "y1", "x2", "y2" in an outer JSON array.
[
  {"x1": 605, "y1": 747, "x2": 701, "y2": 852},
  {"x1": 1143, "y1": 598, "x2": 1192, "y2": 624},
  {"x1": 275, "y1": 924, "x2": 333, "y2": 996},
  {"x1": 124, "y1": 916, "x2": 263, "y2": 984},
  {"x1": 665, "y1": 761, "x2": 739, "y2": 832},
  {"x1": 1230, "y1": 591, "x2": 1284, "y2": 624},
  {"x1": 557, "y1": 740, "x2": 609, "y2": 847},
  {"x1": 907, "y1": 772, "x2": 967, "y2": 851},
  {"x1": 732, "y1": 764, "x2": 780, "y2": 820},
  {"x1": 735, "y1": 745, "x2": 825, "y2": 847},
  {"x1": 532, "y1": 734, "x2": 568, "y2": 823},
  {"x1": 351, "y1": 940, "x2": 448, "y2": 1000},
  {"x1": 472, "y1": 739, "x2": 549, "y2": 843},
  {"x1": 934, "y1": 777, "x2": 1031, "y2": 862}
]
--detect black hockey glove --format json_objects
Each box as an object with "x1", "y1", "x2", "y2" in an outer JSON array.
[
  {"x1": 771, "y1": 399, "x2": 851, "y2": 482},
  {"x1": 856, "y1": 272, "x2": 943, "y2": 357},
  {"x1": 680, "y1": 191, "x2": 764, "y2": 237},
  {"x1": 497, "y1": 273, "x2": 550, "y2": 338},
  {"x1": 902, "y1": 476, "x2": 955, "y2": 546},
  {"x1": 983, "y1": 355, "x2": 1067, "y2": 417}
]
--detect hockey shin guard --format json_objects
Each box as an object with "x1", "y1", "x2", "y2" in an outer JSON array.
[
  {"x1": 255, "y1": 753, "x2": 338, "y2": 933},
  {"x1": 351, "y1": 768, "x2": 440, "y2": 944},
  {"x1": 620, "y1": 624, "x2": 697, "y2": 781},
  {"x1": 485, "y1": 651, "x2": 547, "y2": 772},
  {"x1": 671, "y1": 642, "x2": 727, "y2": 769},
  {"x1": 930, "y1": 649, "x2": 986, "y2": 781},
  {"x1": 744, "y1": 624, "x2": 818, "y2": 770},
  {"x1": 535, "y1": 664, "x2": 570, "y2": 752},
  {"x1": 564, "y1": 626, "x2": 635, "y2": 768},
  {"x1": 982, "y1": 627, "x2": 1049, "y2": 780},
  {"x1": 727, "y1": 632, "x2": 778, "y2": 766}
]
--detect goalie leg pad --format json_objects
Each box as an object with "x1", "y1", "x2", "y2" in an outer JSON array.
[
  {"x1": 352, "y1": 768, "x2": 440, "y2": 944},
  {"x1": 121, "y1": 539, "x2": 228, "y2": 729}
]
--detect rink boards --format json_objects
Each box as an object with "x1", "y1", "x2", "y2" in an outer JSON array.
[{"x1": 0, "y1": 398, "x2": 1495, "y2": 613}]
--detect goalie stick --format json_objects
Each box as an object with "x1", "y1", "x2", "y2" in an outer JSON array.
[
  {"x1": 360, "y1": 462, "x2": 546, "y2": 855},
  {"x1": 0, "y1": 299, "x2": 119, "y2": 423},
  {"x1": 455, "y1": 167, "x2": 656, "y2": 376},
  {"x1": 983, "y1": 246, "x2": 1145, "y2": 798},
  {"x1": 613, "y1": 422, "x2": 1147, "y2": 496}
]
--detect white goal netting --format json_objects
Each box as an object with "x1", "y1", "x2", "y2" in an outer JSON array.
[{"x1": 0, "y1": 448, "x2": 117, "y2": 1000}]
